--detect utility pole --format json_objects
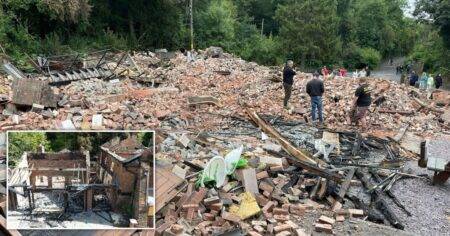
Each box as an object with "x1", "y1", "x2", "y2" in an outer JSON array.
[{"x1": 189, "y1": 0, "x2": 194, "y2": 50}]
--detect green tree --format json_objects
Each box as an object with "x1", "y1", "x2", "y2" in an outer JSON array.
[
  {"x1": 276, "y1": 0, "x2": 341, "y2": 68},
  {"x1": 415, "y1": 0, "x2": 450, "y2": 49},
  {"x1": 8, "y1": 132, "x2": 51, "y2": 167},
  {"x1": 195, "y1": 0, "x2": 238, "y2": 50}
]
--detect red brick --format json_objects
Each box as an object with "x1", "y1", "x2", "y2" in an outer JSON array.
[
  {"x1": 208, "y1": 202, "x2": 223, "y2": 211},
  {"x1": 262, "y1": 201, "x2": 276, "y2": 213},
  {"x1": 182, "y1": 203, "x2": 199, "y2": 209},
  {"x1": 203, "y1": 196, "x2": 221, "y2": 206},
  {"x1": 273, "y1": 224, "x2": 292, "y2": 233},
  {"x1": 263, "y1": 212, "x2": 273, "y2": 219},
  {"x1": 190, "y1": 188, "x2": 208, "y2": 204},
  {"x1": 185, "y1": 207, "x2": 197, "y2": 220},
  {"x1": 259, "y1": 181, "x2": 274, "y2": 193},
  {"x1": 221, "y1": 211, "x2": 241, "y2": 223},
  {"x1": 273, "y1": 208, "x2": 289, "y2": 215},
  {"x1": 290, "y1": 205, "x2": 306, "y2": 216},
  {"x1": 332, "y1": 201, "x2": 342, "y2": 212},
  {"x1": 315, "y1": 223, "x2": 333, "y2": 234},
  {"x1": 274, "y1": 214, "x2": 290, "y2": 221},
  {"x1": 270, "y1": 166, "x2": 284, "y2": 171},
  {"x1": 203, "y1": 213, "x2": 215, "y2": 221},
  {"x1": 254, "y1": 193, "x2": 269, "y2": 207},
  {"x1": 319, "y1": 215, "x2": 335, "y2": 225},
  {"x1": 335, "y1": 215, "x2": 345, "y2": 222},
  {"x1": 256, "y1": 171, "x2": 269, "y2": 180}
]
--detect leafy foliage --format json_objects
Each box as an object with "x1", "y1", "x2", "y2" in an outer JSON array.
[
  {"x1": 412, "y1": 1, "x2": 450, "y2": 86},
  {"x1": 0, "y1": 0, "x2": 428, "y2": 69},
  {"x1": 8, "y1": 132, "x2": 51, "y2": 167},
  {"x1": 276, "y1": 0, "x2": 341, "y2": 68},
  {"x1": 415, "y1": 0, "x2": 450, "y2": 49}
]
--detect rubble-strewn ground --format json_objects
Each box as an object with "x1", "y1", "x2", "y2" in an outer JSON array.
[
  {"x1": 8, "y1": 210, "x2": 125, "y2": 229},
  {"x1": 9, "y1": 192, "x2": 127, "y2": 229},
  {"x1": 0, "y1": 50, "x2": 448, "y2": 135},
  {"x1": 1, "y1": 49, "x2": 449, "y2": 235}
]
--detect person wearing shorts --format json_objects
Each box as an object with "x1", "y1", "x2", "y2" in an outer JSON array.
[{"x1": 353, "y1": 77, "x2": 372, "y2": 129}]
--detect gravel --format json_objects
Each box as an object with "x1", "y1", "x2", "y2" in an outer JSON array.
[{"x1": 388, "y1": 160, "x2": 450, "y2": 236}]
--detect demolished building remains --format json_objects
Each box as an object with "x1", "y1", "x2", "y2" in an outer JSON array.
[
  {"x1": 0, "y1": 47, "x2": 449, "y2": 235},
  {"x1": 7, "y1": 134, "x2": 154, "y2": 229}
]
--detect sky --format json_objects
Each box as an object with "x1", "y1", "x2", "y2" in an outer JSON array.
[{"x1": 404, "y1": 0, "x2": 416, "y2": 17}]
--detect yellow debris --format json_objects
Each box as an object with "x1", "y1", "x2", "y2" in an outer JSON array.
[
  {"x1": 229, "y1": 204, "x2": 239, "y2": 214},
  {"x1": 229, "y1": 191, "x2": 261, "y2": 220}
]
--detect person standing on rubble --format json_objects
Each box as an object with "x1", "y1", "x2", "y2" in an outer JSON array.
[
  {"x1": 283, "y1": 60, "x2": 297, "y2": 109},
  {"x1": 306, "y1": 72, "x2": 325, "y2": 126},
  {"x1": 359, "y1": 67, "x2": 366, "y2": 78},
  {"x1": 321, "y1": 66, "x2": 329, "y2": 79},
  {"x1": 352, "y1": 77, "x2": 372, "y2": 129},
  {"x1": 435, "y1": 74, "x2": 443, "y2": 89},
  {"x1": 427, "y1": 74, "x2": 435, "y2": 98},
  {"x1": 365, "y1": 66, "x2": 371, "y2": 77},
  {"x1": 419, "y1": 72, "x2": 428, "y2": 89},
  {"x1": 410, "y1": 71, "x2": 419, "y2": 86}
]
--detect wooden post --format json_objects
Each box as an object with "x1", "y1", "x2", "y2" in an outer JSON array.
[
  {"x1": 29, "y1": 173, "x2": 36, "y2": 189},
  {"x1": 85, "y1": 188, "x2": 93, "y2": 211},
  {"x1": 47, "y1": 176, "x2": 53, "y2": 188}
]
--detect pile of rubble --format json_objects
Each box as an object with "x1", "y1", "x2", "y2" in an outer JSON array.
[
  {"x1": 0, "y1": 47, "x2": 449, "y2": 235},
  {"x1": 0, "y1": 48, "x2": 449, "y2": 137},
  {"x1": 154, "y1": 108, "x2": 449, "y2": 235}
]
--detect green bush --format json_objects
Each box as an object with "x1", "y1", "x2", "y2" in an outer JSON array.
[
  {"x1": 359, "y1": 47, "x2": 382, "y2": 69},
  {"x1": 343, "y1": 45, "x2": 381, "y2": 69},
  {"x1": 239, "y1": 35, "x2": 283, "y2": 65}
]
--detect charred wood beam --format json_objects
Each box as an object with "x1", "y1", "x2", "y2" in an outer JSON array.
[
  {"x1": 268, "y1": 150, "x2": 343, "y2": 183},
  {"x1": 352, "y1": 133, "x2": 363, "y2": 156},
  {"x1": 355, "y1": 169, "x2": 404, "y2": 230},
  {"x1": 378, "y1": 109, "x2": 414, "y2": 115},
  {"x1": 335, "y1": 167, "x2": 355, "y2": 202},
  {"x1": 347, "y1": 195, "x2": 385, "y2": 224},
  {"x1": 245, "y1": 107, "x2": 319, "y2": 165},
  {"x1": 371, "y1": 171, "x2": 412, "y2": 216}
]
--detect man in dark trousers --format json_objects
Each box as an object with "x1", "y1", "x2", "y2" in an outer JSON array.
[
  {"x1": 352, "y1": 77, "x2": 372, "y2": 129},
  {"x1": 283, "y1": 60, "x2": 296, "y2": 109},
  {"x1": 306, "y1": 72, "x2": 324, "y2": 125},
  {"x1": 435, "y1": 74, "x2": 443, "y2": 89},
  {"x1": 365, "y1": 66, "x2": 371, "y2": 77},
  {"x1": 409, "y1": 71, "x2": 419, "y2": 86}
]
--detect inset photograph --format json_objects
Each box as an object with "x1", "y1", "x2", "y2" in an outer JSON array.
[{"x1": 6, "y1": 131, "x2": 155, "y2": 230}]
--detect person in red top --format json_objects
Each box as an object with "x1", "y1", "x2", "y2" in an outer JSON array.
[
  {"x1": 339, "y1": 67, "x2": 347, "y2": 77},
  {"x1": 321, "y1": 66, "x2": 329, "y2": 78}
]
